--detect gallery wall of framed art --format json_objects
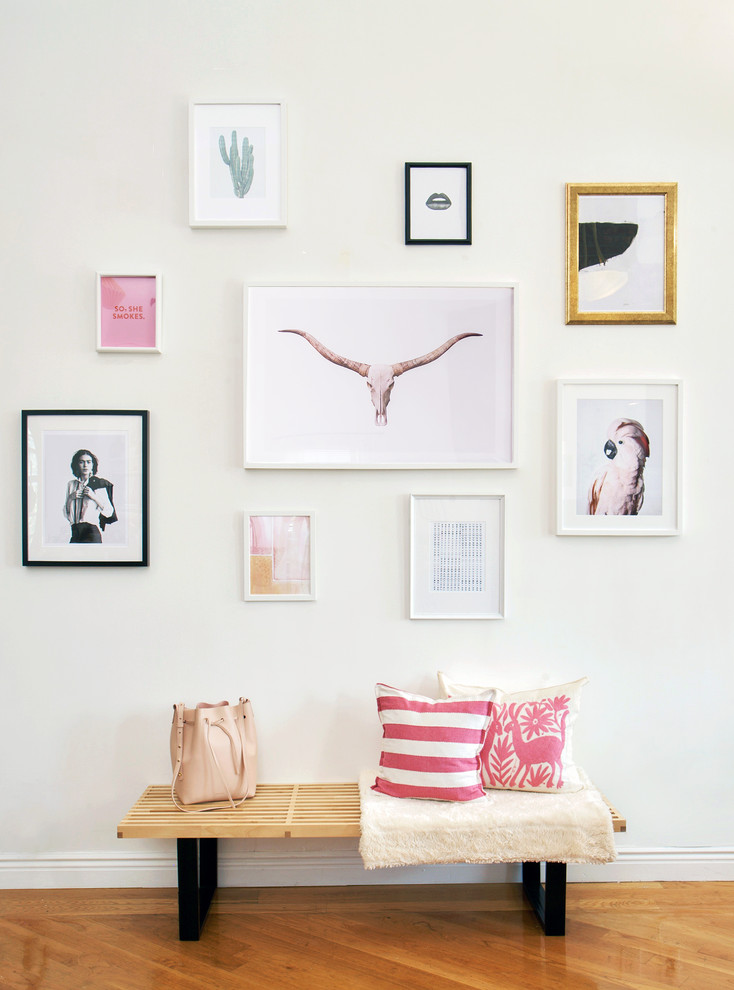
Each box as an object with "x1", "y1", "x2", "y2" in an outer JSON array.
[{"x1": 6, "y1": 0, "x2": 732, "y2": 890}]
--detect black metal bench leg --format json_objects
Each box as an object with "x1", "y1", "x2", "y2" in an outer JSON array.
[
  {"x1": 522, "y1": 861, "x2": 566, "y2": 936},
  {"x1": 177, "y1": 837, "x2": 218, "y2": 940},
  {"x1": 543, "y1": 862, "x2": 567, "y2": 935}
]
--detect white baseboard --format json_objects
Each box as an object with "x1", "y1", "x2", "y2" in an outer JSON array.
[{"x1": 2, "y1": 846, "x2": 733, "y2": 889}]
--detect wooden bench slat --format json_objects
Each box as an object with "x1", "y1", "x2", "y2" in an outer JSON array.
[
  {"x1": 602, "y1": 795, "x2": 627, "y2": 833},
  {"x1": 118, "y1": 782, "x2": 623, "y2": 840},
  {"x1": 118, "y1": 783, "x2": 362, "y2": 839}
]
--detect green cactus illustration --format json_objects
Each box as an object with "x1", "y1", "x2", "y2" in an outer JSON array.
[{"x1": 218, "y1": 130, "x2": 254, "y2": 198}]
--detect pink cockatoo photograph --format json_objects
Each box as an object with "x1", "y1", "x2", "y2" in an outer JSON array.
[
  {"x1": 576, "y1": 398, "x2": 664, "y2": 517},
  {"x1": 559, "y1": 381, "x2": 680, "y2": 536},
  {"x1": 587, "y1": 418, "x2": 651, "y2": 515}
]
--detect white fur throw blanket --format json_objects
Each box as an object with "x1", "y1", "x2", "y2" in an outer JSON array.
[{"x1": 359, "y1": 768, "x2": 616, "y2": 869}]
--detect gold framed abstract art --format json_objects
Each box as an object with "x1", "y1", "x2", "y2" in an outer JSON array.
[{"x1": 566, "y1": 182, "x2": 677, "y2": 324}]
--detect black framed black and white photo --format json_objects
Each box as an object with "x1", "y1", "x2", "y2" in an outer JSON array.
[
  {"x1": 22, "y1": 410, "x2": 149, "y2": 566},
  {"x1": 405, "y1": 163, "x2": 472, "y2": 245}
]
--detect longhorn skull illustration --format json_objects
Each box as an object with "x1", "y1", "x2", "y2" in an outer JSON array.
[{"x1": 279, "y1": 329, "x2": 482, "y2": 425}]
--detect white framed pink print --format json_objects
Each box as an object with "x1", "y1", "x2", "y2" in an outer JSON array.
[
  {"x1": 245, "y1": 512, "x2": 315, "y2": 601},
  {"x1": 97, "y1": 273, "x2": 161, "y2": 352}
]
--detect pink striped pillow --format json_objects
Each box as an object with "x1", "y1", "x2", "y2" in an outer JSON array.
[{"x1": 372, "y1": 683, "x2": 495, "y2": 801}]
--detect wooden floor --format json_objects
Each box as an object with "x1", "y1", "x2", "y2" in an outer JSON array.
[{"x1": 1, "y1": 882, "x2": 732, "y2": 989}]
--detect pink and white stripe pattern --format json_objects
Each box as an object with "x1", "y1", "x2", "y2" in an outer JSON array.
[{"x1": 372, "y1": 683, "x2": 495, "y2": 801}]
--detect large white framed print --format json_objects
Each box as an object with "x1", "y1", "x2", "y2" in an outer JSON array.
[
  {"x1": 244, "y1": 284, "x2": 516, "y2": 469},
  {"x1": 410, "y1": 495, "x2": 505, "y2": 619},
  {"x1": 557, "y1": 380, "x2": 681, "y2": 536},
  {"x1": 189, "y1": 102, "x2": 287, "y2": 227}
]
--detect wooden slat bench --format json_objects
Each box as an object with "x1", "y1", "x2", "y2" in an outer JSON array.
[{"x1": 118, "y1": 782, "x2": 625, "y2": 940}]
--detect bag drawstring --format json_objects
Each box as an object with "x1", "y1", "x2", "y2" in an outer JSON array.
[
  {"x1": 203, "y1": 717, "x2": 242, "y2": 810},
  {"x1": 210, "y1": 717, "x2": 241, "y2": 770}
]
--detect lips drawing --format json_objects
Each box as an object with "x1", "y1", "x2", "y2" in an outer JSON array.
[{"x1": 426, "y1": 192, "x2": 452, "y2": 211}]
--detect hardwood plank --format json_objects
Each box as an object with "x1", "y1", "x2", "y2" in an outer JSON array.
[
  {"x1": 1, "y1": 883, "x2": 733, "y2": 990},
  {"x1": 218, "y1": 881, "x2": 526, "y2": 914},
  {"x1": 0, "y1": 914, "x2": 247, "y2": 990},
  {"x1": 224, "y1": 912, "x2": 482, "y2": 990},
  {"x1": 272, "y1": 906, "x2": 610, "y2": 990},
  {"x1": 0, "y1": 887, "x2": 178, "y2": 917}
]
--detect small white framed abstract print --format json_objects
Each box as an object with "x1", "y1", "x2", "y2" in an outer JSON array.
[
  {"x1": 245, "y1": 512, "x2": 314, "y2": 601},
  {"x1": 410, "y1": 495, "x2": 505, "y2": 619}
]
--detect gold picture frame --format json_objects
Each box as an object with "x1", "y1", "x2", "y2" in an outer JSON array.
[{"x1": 566, "y1": 182, "x2": 677, "y2": 324}]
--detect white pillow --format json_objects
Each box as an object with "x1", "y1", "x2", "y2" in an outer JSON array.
[{"x1": 437, "y1": 672, "x2": 588, "y2": 793}]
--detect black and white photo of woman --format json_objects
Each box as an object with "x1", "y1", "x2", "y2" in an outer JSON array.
[{"x1": 64, "y1": 448, "x2": 118, "y2": 543}]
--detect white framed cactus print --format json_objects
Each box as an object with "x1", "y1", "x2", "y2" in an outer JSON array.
[{"x1": 189, "y1": 102, "x2": 287, "y2": 227}]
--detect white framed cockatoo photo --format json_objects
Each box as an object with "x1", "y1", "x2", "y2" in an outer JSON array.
[{"x1": 557, "y1": 380, "x2": 681, "y2": 536}]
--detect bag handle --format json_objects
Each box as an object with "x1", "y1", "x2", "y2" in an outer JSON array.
[{"x1": 170, "y1": 703, "x2": 251, "y2": 813}]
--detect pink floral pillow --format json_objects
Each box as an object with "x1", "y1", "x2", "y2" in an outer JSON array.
[{"x1": 437, "y1": 673, "x2": 588, "y2": 793}]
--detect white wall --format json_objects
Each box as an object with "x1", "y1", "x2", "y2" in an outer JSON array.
[{"x1": 2, "y1": 0, "x2": 733, "y2": 888}]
